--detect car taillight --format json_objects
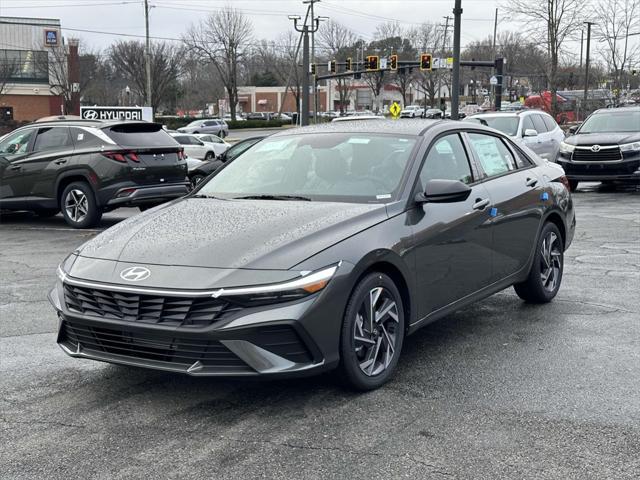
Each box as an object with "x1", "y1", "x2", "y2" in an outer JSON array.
[
  {"x1": 127, "y1": 152, "x2": 140, "y2": 162},
  {"x1": 102, "y1": 152, "x2": 126, "y2": 162},
  {"x1": 558, "y1": 175, "x2": 571, "y2": 191}
]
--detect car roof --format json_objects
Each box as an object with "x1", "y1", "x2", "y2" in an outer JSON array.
[{"x1": 269, "y1": 119, "x2": 447, "y2": 137}]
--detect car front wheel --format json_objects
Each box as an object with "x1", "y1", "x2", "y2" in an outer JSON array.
[
  {"x1": 205, "y1": 151, "x2": 214, "y2": 160},
  {"x1": 338, "y1": 272, "x2": 405, "y2": 390},
  {"x1": 514, "y1": 222, "x2": 564, "y2": 303},
  {"x1": 568, "y1": 180, "x2": 579, "y2": 192},
  {"x1": 60, "y1": 181, "x2": 102, "y2": 228}
]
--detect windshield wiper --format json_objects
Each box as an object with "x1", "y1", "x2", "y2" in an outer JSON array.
[
  {"x1": 191, "y1": 194, "x2": 226, "y2": 200},
  {"x1": 233, "y1": 194, "x2": 312, "y2": 201}
]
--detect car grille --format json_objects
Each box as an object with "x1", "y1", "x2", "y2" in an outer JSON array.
[
  {"x1": 64, "y1": 283, "x2": 242, "y2": 328},
  {"x1": 572, "y1": 146, "x2": 622, "y2": 162},
  {"x1": 60, "y1": 320, "x2": 251, "y2": 370}
]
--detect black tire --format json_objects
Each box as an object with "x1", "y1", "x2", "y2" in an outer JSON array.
[
  {"x1": 514, "y1": 222, "x2": 564, "y2": 303},
  {"x1": 220, "y1": 131, "x2": 226, "y2": 138},
  {"x1": 34, "y1": 208, "x2": 59, "y2": 218},
  {"x1": 337, "y1": 272, "x2": 405, "y2": 391},
  {"x1": 568, "y1": 180, "x2": 579, "y2": 192},
  {"x1": 190, "y1": 174, "x2": 205, "y2": 188},
  {"x1": 205, "y1": 151, "x2": 215, "y2": 160},
  {"x1": 193, "y1": 131, "x2": 199, "y2": 134},
  {"x1": 60, "y1": 181, "x2": 102, "y2": 229}
]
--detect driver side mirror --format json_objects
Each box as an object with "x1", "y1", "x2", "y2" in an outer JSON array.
[
  {"x1": 568, "y1": 124, "x2": 581, "y2": 135},
  {"x1": 0, "y1": 155, "x2": 9, "y2": 165},
  {"x1": 415, "y1": 179, "x2": 472, "y2": 204},
  {"x1": 523, "y1": 128, "x2": 538, "y2": 137}
]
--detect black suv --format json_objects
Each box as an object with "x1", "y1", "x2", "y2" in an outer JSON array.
[
  {"x1": 557, "y1": 106, "x2": 640, "y2": 190},
  {"x1": 0, "y1": 120, "x2": 189, "y2": 228}
]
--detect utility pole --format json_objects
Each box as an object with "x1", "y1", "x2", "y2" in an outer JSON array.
[
  {"x1": 144, "y1": 0, "x2": 152, "y2": 110},
  {"x1": 437, "y1": 16, "x2": 451, "y2": 112},
  {"x1": 583, "y1": 21, "x2": 595, "y2": 105},
  {"x1": 579, "y1": 29, "x2": 584, "y2": 68},
  {"x1": 291, "y1": 8, "x2": 322, "y2": 126},
  {"x1": 304, "y1": 0, "x2": 321, "y2": 122},
  {"x1": 491, "y1": 8, "x2": 498, "y2": 106},
  {"x1": 451, "y1": 0, "x2": 462, "y2": 120}
]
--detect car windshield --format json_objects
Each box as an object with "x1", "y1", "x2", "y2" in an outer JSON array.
[
  {"x1": 579, "y1": 110, "x2": 640, "y2": 133},
  {"x1": 466, "y1": 116, "x2": 520, "y2": 136},
  {"x1": 198, "y1": 133, "x2": 418, "y2": 203}
]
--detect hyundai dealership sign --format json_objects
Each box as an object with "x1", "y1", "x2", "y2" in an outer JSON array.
[{"x1": 80, "y1": 106, "x2": 153, "y2": 122}]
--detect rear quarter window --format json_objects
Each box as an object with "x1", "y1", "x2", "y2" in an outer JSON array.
[{"x1": 105, "y1": 123, "x2": 177, "y2": 148}]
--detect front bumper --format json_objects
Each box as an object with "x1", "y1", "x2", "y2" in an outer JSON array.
[
  {"x1": 48, "y1": 263, "x2": 353, "y2": 377},
  {"x1": 557, "y1": 154, "x2": 640, "y2": 182}
]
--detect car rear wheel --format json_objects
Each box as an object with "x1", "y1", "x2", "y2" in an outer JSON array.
[
  {"x1": 190, "y1": 173, "x2": 205, "y2": 188},
  {"x1": 60, "y1": 182, "x2": 102, "y2": 229},
  {"x1": 205, "y1": 151, "x2": 214, "y2": 160},
  {"x1": 514, "y1": 222, "x2": 564, "y2": 303},
  {"x1": 568, "y1": 180, "x2": 579, "y2": 192},
  {"x1": 338, "y1": 272, "x2": 405, "y2": 390}
]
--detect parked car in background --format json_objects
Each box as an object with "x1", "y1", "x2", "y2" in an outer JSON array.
[
  {"x1": 332, "y1": 115, "x2": 385, "y2": 123},
  {"x1": 424, "y1": 109, "x2": 444, "y2": 119},
  {"x1": 187, "y1": 136, "x2": 265, "y2": 187},
  {"x1": 194, "y1": 134, "x2": 230, "y2": 158},
  {"x1": 400, "y1": 105, "x2": 425, "y2": 118},
  {"x1": 177, "y1": 119, "x2": 228, "y2": 138},
  {"x1": 556, "y1": 106, "x2": 640, "y2": 191},
  {"x1": 246, "y1": 112, "x2": 270, "y2": 121},
  {"x1": 170, "y1": 133, "x2": 216, "y2": 160},
  {"x1": 223, "y1": 114, "x2": 245, "y2": 122},
  {"x1": 465, "y1": 110, "x2": 565, "y2": 161},
  {"x1": 52, "y1": 121, "x2": 574, "y2": 390},
  {"x1": 270, "y1": 112, "x2": 292, "y2": 122},
  {"x1": 0, "y1": 120, "x2": 189, "y2": 228}
]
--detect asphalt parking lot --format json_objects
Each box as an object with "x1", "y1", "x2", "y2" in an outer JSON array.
[{"x1": 1, "y1": 183, "x2": 639, "y2": 479}]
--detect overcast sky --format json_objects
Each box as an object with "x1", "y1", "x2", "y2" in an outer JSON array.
[{"x1": 0, "y1": 0, "x2": 517, "y2": 50}]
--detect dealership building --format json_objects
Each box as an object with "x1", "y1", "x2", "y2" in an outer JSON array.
[{"x1": 0, "y1": 16, "x2": 79, "y2": 122}]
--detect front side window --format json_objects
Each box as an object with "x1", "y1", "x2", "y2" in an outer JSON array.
[
  {"x1": 521, "y1": 116, "x2": 535, "y2": 134},
  {"x1": 531, "y1": 115, "x2": 548, "y2": 134},
  {"x1": 0, "y1": 129, "x2": 35, "y2": 156},
  {"x1": 33, "y1": 127, "x2": 71, "y2": 152},
  {"x1": 199, "y1": 133, "x2": 418, "y2": 203},
  {"x1": 419, "y1": 134, "x2": 473, "y2": 187},
  {"x1": 468, "y1": 133, "x2": 517, "y2": 178}
]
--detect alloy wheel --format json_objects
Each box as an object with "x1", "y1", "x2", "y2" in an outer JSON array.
[
  {"x1": 64, "y1": 189, "x2": 89, "y2": 223},
  {"x1": 353, "y1": 286, "x2": 400, "y2": 376},
  {"x1": 540, "y1": 231, "x2": 562, "y2": 292}
]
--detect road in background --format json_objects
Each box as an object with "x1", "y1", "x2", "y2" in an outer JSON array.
[{"x1": 1, "y1": 184, "x2": 639, "y2": 479}]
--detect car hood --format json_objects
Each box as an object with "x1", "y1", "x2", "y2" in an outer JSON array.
[
  {"x1": 565, "y1": 132, "x2": 640, "y2": 146},
  {"x1": 77, "y1": 198, "x2": 387, "y2": 270}
]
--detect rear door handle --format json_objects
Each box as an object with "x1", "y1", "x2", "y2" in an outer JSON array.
[
  {"x1": 472, "y1": 198, "x2": 490, "y2": 210},
  {"x1": 54, "y1": 159, "x2": 67, "y2": 165},
  {"x1": 525, "y1": 177, "x2": 538, "y2": 187}
]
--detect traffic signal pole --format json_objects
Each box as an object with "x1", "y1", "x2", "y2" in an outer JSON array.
[
  {"x1": 301, "y1": 29, "x2": 310, "y2": 126},
  {"x1": 451, "y1": 0, "x2": 462, "y2": 120}
]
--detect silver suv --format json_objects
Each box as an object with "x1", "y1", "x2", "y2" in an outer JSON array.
[
  {"x1": 465, "y1": 110, "x2": 565, "y2": 161},
  {"x1": 177, "y1": 119, "x2": 229, "y2": 138}
]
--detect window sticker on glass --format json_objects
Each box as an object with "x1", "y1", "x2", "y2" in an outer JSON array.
[
  {"x1": 435, "y1": 140, "x2": 453, "y2": 154},
  {"x1": 376, "y1": 194, "x2": 392, "y2": 199},
  {"x1": 472, "y1": 137, "x2": 507, "y2": 176},
  {"x1": 77, "y1": 133, "x2": 84, "y2": 141},
  {"x1": 347, "y1": 138, "x2": 372, "y2": 144},
  {"x1": 256, "y1": 139, "x2": 293, "y2": 152}
]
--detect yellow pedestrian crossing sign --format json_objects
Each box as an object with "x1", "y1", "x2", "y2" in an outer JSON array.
[{"x1": 389, "y1": 102, "x2": 401, "y2": 119}]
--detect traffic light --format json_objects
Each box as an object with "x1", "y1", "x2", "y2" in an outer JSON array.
[
  {"x1": 366, "y1": 55, "x2": 379, "y2": 71},
  {"x1": 310, "y1": 63, "x2": 316, "y2": 75},
  {"x1": 389, "y1": 54, "x2": 398, "y2": 71},
  {"x1": 329, "y1": 60, "x2": 336, "y2": 74},
  {"x1": 420, "y1": 53, "x2": 432, "y2": 71},
  {"x1": 345, "y1": 57, "x2": 352, "y2": 71}
]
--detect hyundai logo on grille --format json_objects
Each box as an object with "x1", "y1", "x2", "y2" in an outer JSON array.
[
  {"x1": 591, "y1": 145, "x2": 601, "y2": 152},
  {"x1": 120, "y1": 266, "x2": 151, "y2": 281}
]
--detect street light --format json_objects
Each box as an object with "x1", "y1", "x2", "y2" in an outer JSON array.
[{"x1": 125, "y1": 85, "x2": 131, "y2": 106}]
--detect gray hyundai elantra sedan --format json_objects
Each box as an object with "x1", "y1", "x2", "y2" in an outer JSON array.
[{"x1": 50, "y1": 120, "x2": 575, "y2": 390}]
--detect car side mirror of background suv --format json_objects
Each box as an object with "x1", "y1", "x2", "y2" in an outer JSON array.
[
  {"x1": 523, "y1": 129, "x2": 538, "y2": 137},
  {"x1": 415, "y1": 179, "x2": 472, "y2": 204}
]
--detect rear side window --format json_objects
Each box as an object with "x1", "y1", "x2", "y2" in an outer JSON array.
[
  {"x1": 541, "y1": 115, "x2": 557, "y2": 131},
  {"x1": 420, "y1": 134, "x2": 473, "y2": 186},
  {"x1": 105, "y1": 124, "x2": 177, "y2": 148},
  {"x1": 531, "y1": 115, "x2": 548, "y2": 133},
  {"x1": 174, "y1": 135, "x2": 201, "y2": 145},
  {"x1": 467, "y1": 133, "x2": 517, "y2": 178},
  {"x1": 33, "y1": 127, "x2": 72, "y2": 152}
]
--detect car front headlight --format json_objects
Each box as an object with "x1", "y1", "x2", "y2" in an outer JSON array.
[
  {"x1": 212, "y1": 265, "x2": 338, "y2": 306},
  {"x1": 56, "y1": 253, "x2": 78, "y2": 281},
  {"x1": 559, "y1": 142, "x2": 575, "y2": 154},
  {"x1": 620, "y1": 142, "x2": 640, "y2": 152}
]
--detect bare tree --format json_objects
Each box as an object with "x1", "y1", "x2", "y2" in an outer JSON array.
[
  {"x1": 409, "y1": 22, "x2": 444, "y2": 107},
  {"x1": 0, "y1": 56, "x2": 20, "y2": 100},
  {"x1": 109, "y1": 41, "x2": 184, "y2": 113},
  {"x1": 318, "y1": 20, "x2": 358, "y2": 113},
  {"x1": 592, "y1": 0, "x2": 640, "y2": 99},
  {"x1": 504, "y1": 0, "x2": 583, "y2": 115},
  {"x1": 183, "y1": 7, "x2": 253, "y2": 120}
]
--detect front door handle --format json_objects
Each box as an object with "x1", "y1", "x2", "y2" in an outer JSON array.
[
  {"x1": 525, "y1": 177, "x2": 538, "y2": 187},
  {"x1": 9, "y1": 164, "x2": 21, "y2": 170},
  {"x1": 54, "y1": 159, "x2": 67, "y2": 165},
  {"x1": 472, "y1": 198, "x2": 490, "y2": 210}
]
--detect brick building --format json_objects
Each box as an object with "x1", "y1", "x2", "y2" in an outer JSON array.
[{"x1": 0, "y1": 16, "x2": 79, "y2": 122}]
